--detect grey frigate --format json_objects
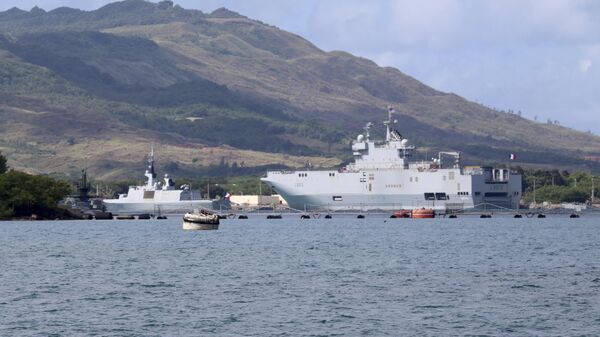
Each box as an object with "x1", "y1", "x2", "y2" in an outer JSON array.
[
  {"x1": 103, "y1": 148, "x2": 214, "y2": 215},
  {"x1": 262, "y1": 107, "x2": 522, "y2": 212}
]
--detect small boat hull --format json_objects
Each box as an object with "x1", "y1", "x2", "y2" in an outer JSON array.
[
  {"x1": 182, "y1": 212, "x2": 220, "y2": 230},
  {"x1": 183, "y1": 221, "x2": 219, "y2": 230}
]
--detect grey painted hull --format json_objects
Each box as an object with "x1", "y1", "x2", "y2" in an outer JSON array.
[
  {"x1": 263, "y1": 168, "x2": 521, "y2": 212},
  {"x1": 283, "y1": 193, "x2": 476, "y2": 211},
  {"x1": 104, "y1": 201, "x2": 214, "y2": 215}
]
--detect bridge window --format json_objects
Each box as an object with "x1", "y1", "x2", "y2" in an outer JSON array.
[
  {"x1": 424, "y1": 193, "x2": 435, "y2": 200},
  {"x1": 332, "y1": 196, "x2": 343, "y2": 201},
  {"x1": 485, "y1": 192, "x2": 508, "y2": 198},
  {"x1": 435, "y1": 193, "x2": 447, "y2": 200}
]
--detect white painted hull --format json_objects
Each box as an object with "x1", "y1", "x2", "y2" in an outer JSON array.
[{"x1": 182, "y1": 221, "x2": 219, "y2": 230}]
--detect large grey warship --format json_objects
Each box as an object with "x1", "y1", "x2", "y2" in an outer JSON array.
[{"x1": 262, "y1": 107, "x2": 522, "y2": 211}]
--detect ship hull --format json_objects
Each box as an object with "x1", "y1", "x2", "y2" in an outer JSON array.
[
  {"x1": 262, "y1": 168, "x2": 521, "y2": 212},
  {"x1": 281, "y1": 193, "x2": 475, "y2": 211},
  {"x1": 103, "y1": 200, "x2": 214, "y2": 215}
]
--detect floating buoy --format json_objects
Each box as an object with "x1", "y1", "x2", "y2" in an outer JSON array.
[
  {"x1": 390, "y1": 215, "x2": 397, "y2": 219},
  {"x1": 116, "y1": 215, "x2": 135, "y2": 220},
  {"x1": 514, "y1": 214, "x2": 523, "y2": 218},
  {"x1": 448, "y1": 214, "x2": 458, "y2": 219},
  {"x1": 267, "y1": 214, "x2": 282, "y2": 219},
  {"x1": 156, "y1": 215, "x2": 167, "y2": 220},
  {"x1": 238, "y1": 215, "x2": 248, "y2": 219},
  {"x1": 537, "y1": 214, "x2": 546, "y2": 218},
  {"x1": 137, "y1": 213, "x2": 151, "y2": 220},
  {"x1": 94, "y1": 212, "x2": 112, "y2": 220},
  {"x1": 480, "y1": 214, "x2": 492, "y2": 218},
  {"x1": 324, "y1": 214, "x2": 332, "y2": 219},
  {"x1": 569, "y1": 213, "x2": 580, "y2": 218},
  {"x1": 412, "y1": 208, "x2": 435, "y2": 219},
  {"x1": 393, "y1": 210, "x2": 412, "y2": 218},
  {"x1": 300, "y1": 214, "x2": 311, "y2": 219},
  {"x1": 357, "y1": 214, "x2": 365, "y2": 219}
]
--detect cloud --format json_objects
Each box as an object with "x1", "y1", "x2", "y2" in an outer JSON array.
[
  {"x1": 579, "y1": 59, "x2": 592, "y2": 72},
  {"x1": 303, "y1": 0, "x2": 600, "y2": 133}
]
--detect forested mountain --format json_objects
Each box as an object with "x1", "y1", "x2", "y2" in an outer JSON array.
[{"x1": 1, "y1": 0, "x2": 599, "y2": 179}]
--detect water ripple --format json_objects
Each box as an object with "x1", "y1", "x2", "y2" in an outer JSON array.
[{"x1": 1, "y1": 217, "x2": 599, "y2": 336}]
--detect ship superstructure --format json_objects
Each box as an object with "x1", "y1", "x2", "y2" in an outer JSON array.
[
  {"x1": 262, "y1": 107, "x2": 522, "y2": 212},
  {"x1": 103, "y1": 148, "x2": 214, "y2": 215}
]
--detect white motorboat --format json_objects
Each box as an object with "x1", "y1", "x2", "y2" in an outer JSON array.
[{"x1": 182, "y1": 210, "x2": 220, "y2": 230}]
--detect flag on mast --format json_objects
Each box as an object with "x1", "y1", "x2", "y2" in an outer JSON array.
[{"x1": 510, "y1": 153, "x2": 517, "y2": 161}]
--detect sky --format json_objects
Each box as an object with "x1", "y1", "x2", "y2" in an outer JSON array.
[{"x1": 2, "y1": 0, "x2": 599, "y2": 134}]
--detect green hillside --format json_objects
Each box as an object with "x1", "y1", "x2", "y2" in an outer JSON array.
[{"x1": 0, "y1": 0, "x2": 599, "y2": 179}]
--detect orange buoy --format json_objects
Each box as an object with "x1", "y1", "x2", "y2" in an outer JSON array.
[{"x1": 412, "y1": 208, "x2": 435, "y2": 219}]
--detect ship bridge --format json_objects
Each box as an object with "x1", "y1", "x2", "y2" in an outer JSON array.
[{"x1": 348, "y1": 107, "x2": 415, "y2": 171}]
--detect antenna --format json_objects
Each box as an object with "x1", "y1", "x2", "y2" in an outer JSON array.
[
  {"x1": 364, "y1": 122, "x2": 373, "y2": 141},
  {"x1": 384, "y1": 106, "x2": 397, "y2": 141},
  {"x1": 148, "y1": 144, "x2": 156, "y2": 178}
]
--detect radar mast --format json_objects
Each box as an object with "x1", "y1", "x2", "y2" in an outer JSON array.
[{"x1": 384, "y1": 106, "x2": 398, "y2": 142}]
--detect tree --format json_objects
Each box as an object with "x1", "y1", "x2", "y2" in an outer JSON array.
[
  {"x1": 0, "y1": 151, "x2": 7, "y2": 174},
  {"x1": 0, "y1": 171, "x2": 71, "y2": 219}
]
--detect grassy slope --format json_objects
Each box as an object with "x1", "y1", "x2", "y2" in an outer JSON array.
[
  {"x1": 0, "y1": 1, "x2": 599, "y2": 178},
  {"x1": 0, "y1": 51, "x2": 339, "y2": 179},
  {"x1": 106, "y1": 20, "x2": 600, "y2": 155}
]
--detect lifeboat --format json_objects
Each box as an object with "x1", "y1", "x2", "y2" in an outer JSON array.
[
  {"x1": 412, "y1": 208, "x2": 435, "y2": 219},
  {"x1": 393, "y1": 210, "x2": 412, "y2": 218}
]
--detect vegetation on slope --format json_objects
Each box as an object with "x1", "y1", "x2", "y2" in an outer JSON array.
[
  {"x1": 520, "y1": 169, "x2": 598, "y2": 204},
  {"x1": 0, "y1": 0, "x2": 599, "y2": 178},
  {"x1": 0, "y1": 152, "x2": 72, "y2": 219}
]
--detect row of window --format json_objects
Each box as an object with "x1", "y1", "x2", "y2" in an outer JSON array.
[
  {"x1": 458, "y1": 191, "x2": 469, "y2": 196},
  {"x1": 484, "y1": 192, "x2": 508, "y2": 198},
  {"x1": 424, "y1": 193, "x2": 448, "y2": 201},
  {"x1": 386, "y1": 184, "x2": 402, "y2": 189},
  {"x1": 299, "y1": 172, "x2": 340, "y2": 178}
]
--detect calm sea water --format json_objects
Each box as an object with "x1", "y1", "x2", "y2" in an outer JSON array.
[{"x1": 1, "y1": 216, "x2": 599, "y2": 336}]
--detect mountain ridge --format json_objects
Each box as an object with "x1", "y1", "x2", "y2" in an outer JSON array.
[{"x1": 0, "y1": 0, "x2": 599, "y2": 179}]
